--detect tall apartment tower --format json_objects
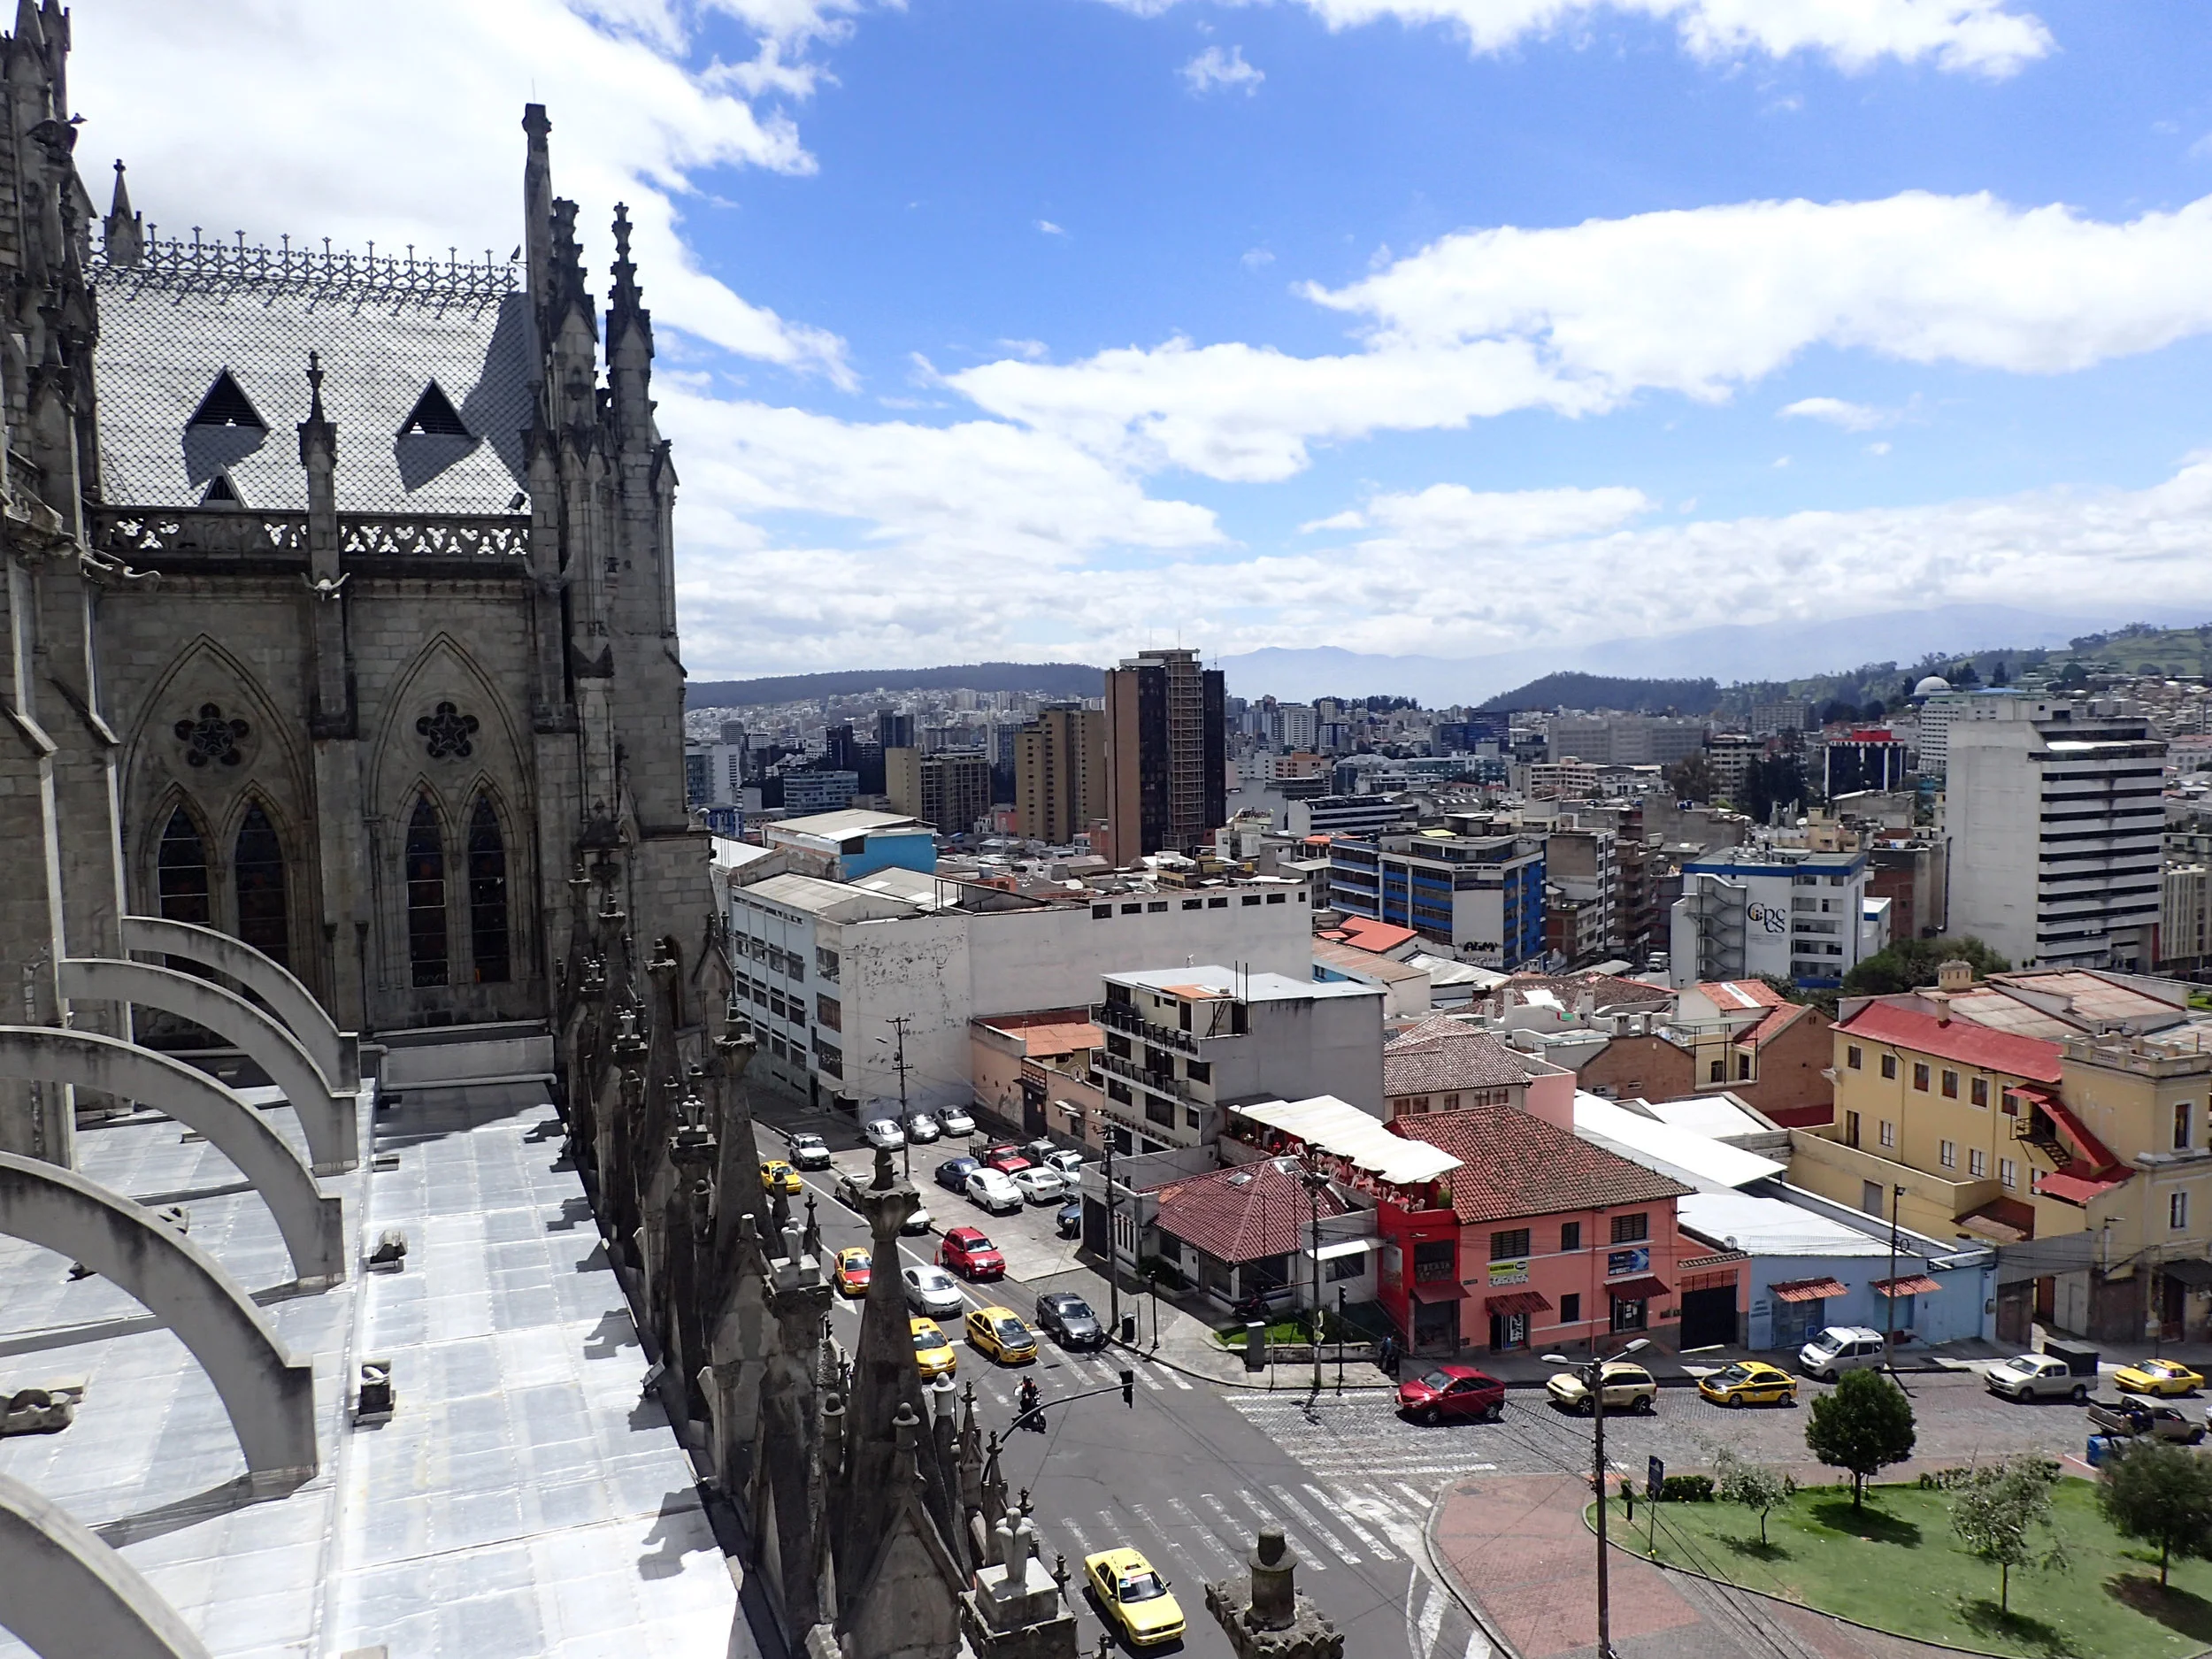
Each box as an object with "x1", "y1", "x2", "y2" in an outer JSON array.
[
  {"x1": 1103, "y1": 649, "x2": 1226, "y2": 862},
  {"x1": 1945, "y1": 695, "x2": 2165, "y2": 971},
  {"x1": 1015, "y1": 703, "x2": 1104, "y2": 844},
  {"x1": 886, "y1": 747, "x2": 991, "y2": 833}
]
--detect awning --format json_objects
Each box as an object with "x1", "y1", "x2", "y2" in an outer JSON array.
[
  {"x1": 1605, "y1": 1275, "x2": 1671, "y2": 1302},
  {"x1": 2037, "y1": 1169, "x2": 2128, "y2": 1206},
  {"x1": 1310, "y1": 1238, "x2": 1380, "y2": 1262},
  {"x1": 1871, "y1": 1274, "x2": 1941, "y2": 1299},
  {"x1": 1485, "y1": 1290, "x2": 1553, "y2": 1317},
  {"x1": 2164, "y1": 1259, "x2": 2212, "y2": 1288},
  {"x1": 1409, "y1": 1280, "x2": 1462, "y2": 1304},
  {"x1": 1957, "y1": 1197, "x2": 2035, "y2": 1243},
  {"x1": 1770, "y1": 1277, "x2": 1850, "y2": 1304}
]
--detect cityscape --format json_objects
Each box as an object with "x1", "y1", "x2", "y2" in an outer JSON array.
[{"x1": 7, "y1": 6, "x2": 2212, "y2": 1659}]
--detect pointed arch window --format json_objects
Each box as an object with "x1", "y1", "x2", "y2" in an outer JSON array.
[
  {"x1": 404, "y1": 796, "x2": 449, "y2": 987},
  {"x1": 156, "y1": 805, "x2": 211, "y2": 926},
  {"x1": 466, "y1": 795, "x2": 510, "y2": 985},
  {"x1": 234, "y1": 803, "x2": 288, "y2": 968}
]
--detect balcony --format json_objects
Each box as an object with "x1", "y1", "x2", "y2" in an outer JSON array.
[
  {"x1": 1092, "y1": 1000, "x2": 1198, "y2": 1055},
  {"x1": 1094, "y1": 1048, "x2": 1195, "y2": 1102}
]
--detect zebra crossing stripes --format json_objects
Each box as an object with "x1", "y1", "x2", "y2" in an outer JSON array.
[
  {"x1": 1304, "y1": 1483, "x2": 1396, "y2": 1561},
  {"x1": 1165, "y1": 1496, "x2": 1239, "y2": 1570},
  {"x1": 1232, "y1": 1488, "x2": 1329, "y2": 1570},
  {"x1": 1267, "y1": 1484, "x2": 1362, "y2": 1564}
]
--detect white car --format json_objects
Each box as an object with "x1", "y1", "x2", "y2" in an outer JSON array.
[
  {"x1": 903, "y1": 1202, "x2": 934, "y2": 1236},
  {"x1": 1041, "y1": 1148, "x2": 1083, "y2": 1179},
  {"x1": 1985, "y1": 1353, "x2": 2090, "y2": 1404},
  {"x1": 787, "y1": 1132, "x2": 833, "y2": 1171},
  {"x1": 863, "y1": 1117, "x2": 907, "y2": 1151},
  {"x1": 939, "y1": 1107, "x2": 976, "y2": 1136},
  {"x1": 1012, "y1": 1167, "x2": 1066, "y2": 1205},
  {"x1": 1798, "y1": 1325, "x2": 1889, "y2": 1382},
  {"x1": 902, "y1": 1264, "x2": 965, "y2": 1318},
  {"x1": 965, "y1": 1168, "x2": 1023, "y2": 1215}
]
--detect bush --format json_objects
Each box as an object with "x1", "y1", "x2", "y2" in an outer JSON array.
[{"x1": 1659, "y1": 1474, "x2": 1715, "y2": 1503}]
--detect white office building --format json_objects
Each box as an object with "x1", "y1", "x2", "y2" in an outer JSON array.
[
  {"x1": 1670, "y1": 847, "x2": 1876, "y2": 987},
  {"x1": 1944, "y1": 695, "x2": 2165, "y2": 970}
]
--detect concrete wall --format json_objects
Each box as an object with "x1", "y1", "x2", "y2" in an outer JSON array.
[
  {"x1": 833, "y1": 910, "x2": 972, "y2": 1120},
  {"x1": 968, "y1": 888, "x2": 1310, "y2": 1018}
]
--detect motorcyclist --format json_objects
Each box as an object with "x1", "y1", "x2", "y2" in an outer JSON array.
[{"x1": 1018, "y1": 1377, "x2": 1041, "y2": 1427}]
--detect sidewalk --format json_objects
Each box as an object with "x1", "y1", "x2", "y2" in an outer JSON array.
[{"x1": 1428, "y1": 1471, "x2": 1966, "y2": 1659}]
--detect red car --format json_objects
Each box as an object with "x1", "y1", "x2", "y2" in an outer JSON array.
[
  {"x1": 983, "y1": 1150, "x2": 1033, "y2": 1177},
  {"x1": 939, "y1": 1226, "x2": 1006, "y2": 1280},
  {"x1": 1397, "y1": 1363, "x2": 1505, "y2": 1425}
]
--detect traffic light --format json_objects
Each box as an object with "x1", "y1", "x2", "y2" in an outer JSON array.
[{"x1": 1119, "y1": 1368, "x2": 1134, "y2": 1407}]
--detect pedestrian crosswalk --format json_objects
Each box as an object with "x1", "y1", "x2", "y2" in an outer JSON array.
[{"x1": 1221, "y1": 1392, "x2": 1502, "y2": 1502}]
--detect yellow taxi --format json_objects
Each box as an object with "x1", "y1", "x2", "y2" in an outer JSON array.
[
  {"x1": 1696, "y1": 1360, "x2": 1797, "y2": 1409},
  {"x1": 1084, "y1": 1547, "x2": 1185, "y2": 1647},
  {"x1": 832, "y1": 1247, "x2": 871, "y2": 1298},
  {"x1": 910, "y1": 1317, "x2": 958, "y2": 1380},
  {"x1": 964, "y1": 1305, "x2": 1037, "y2": 1365},
  {"x1": 760, "y1": 1159, "x2": 802, "y2": 1194},
  {"x1": 2115, "y1": 1356, "x2": 2205, "y2": 1397}
]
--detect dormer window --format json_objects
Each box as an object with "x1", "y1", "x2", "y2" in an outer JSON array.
[
  {"x1": 188, "y1": 368, "x2": 266, "y2": 431},
  {"x1": 398, "y1": 381, "x2": 470, "y2": 438},
  {"x1": 199, "y1": 470, "x2": 244, "y2": 508}
]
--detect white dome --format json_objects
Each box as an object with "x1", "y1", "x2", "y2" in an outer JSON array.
[{"x1": 1912, "y1": 674, "x2": 1952, "y2": 697}]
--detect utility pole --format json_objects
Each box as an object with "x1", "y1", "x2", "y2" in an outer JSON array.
[
  {"x1": 1099, "y1": 1110, "x2": 1121, "y2": 1341},
  {"x1": 1546, "y1": 1337, "x2": 1647, "y2": 1659},
  {"x1": 1300, "y1": 1159, "x2": 1328, "y2": 1396},
  {"x1": 1885, "y1": 1182, "x2": 1906, "y2": 1388},
  {"x1": 887, "y1": 1014, "x2": 914, "y2": 1179}
]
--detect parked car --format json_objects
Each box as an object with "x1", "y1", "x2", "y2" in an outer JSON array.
[
  {"x1": 1798, "y1": 1326, "x2": 1889, "y2": 1382},
  {"x1": 1985, "y1": 1353, "x2": 2091, "y2": 1404},
  {"x1": 939, "y1": 1226, "x2": 1006, "y2": 1280},
  {"x1": 939, "y1": 1106, "x2": 976, "y2": 1136},
  {"x1": 964, "y1": 1305, "x2": 1038, "y2": 1365},
  {"x1": 1012, "y1": 1167, "x2": 1066, "y2": 1205},
  {"x1": 863, "y1": 1117, "x2": 906, "y2": 1151},
  {"x1": 1055, "y1": 1199, "x2": 1082, "y2": 1239},
  {"x1": 910, "y1": 1317, "x2": 958, "y2": 1380},
  {"x1": 984, "y1": 1149, "x2": 1032, "y2": 1178},
  {"x1": 905, "y1": 1113, "x2": 941, "y2": 1144},
  {"x1": 2091, "y1": 1397, "x2": 2206, "y2": 1443},
  {"x1": 1041, "y1": 1148, "x2": 1084, "y2": 1179},
  {"x1": 903, "y1": 1202, "x2": 933, "y2": 1236},
  {"x1": 1697, "y1": 1361, "x2": 1797, "y2": 1409},
  {"x1": 787, "y1": 1132, "x2": 832, "y2": 1171},
  {"x1": 965, "y1": 1168, "x2": 1023, "y2": 1215},
  {"x1": 902, "y1": 1264, "x2": 965, "y2": 1317},
  {"x1": 1034, "y1": 1292, "x2": 1106, "y2": 1350},
  {"x1": 982, "y1": 1141, "x2": 1022, "y2": 1164},
  {"x1": 2114, "y1": 1357, "x2": 2205, "y2": 1396},
  {"x1": 1397, "y1": 1364, "x2": 1506, "y2": 1425},
  {"x1": 934, "y1": 1156, "x2": 981, "y2": 1193},
  {"x1": 1546, "y1": 1361, "x2": 1656, "y2": 1416},
  {"x1": 1017, "y1": 1138, "x2": 1060, "y2": 1168},
  {"x1": 1084, "y1": 1547, "x2": 1185, "y2": 1648}
]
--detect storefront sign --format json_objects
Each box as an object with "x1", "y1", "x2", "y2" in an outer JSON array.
[
  {"x1": 1487, "y1": 1258, "x2": 1530, "y2": 1286},
  {"x1": 1607, "y1": 1248, "x2": 1650, "y2": 1279}
]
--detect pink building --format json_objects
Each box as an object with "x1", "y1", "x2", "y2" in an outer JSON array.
[{"x1": 1377, "y1": 1102, "x2": 1701, "y2": 1357}]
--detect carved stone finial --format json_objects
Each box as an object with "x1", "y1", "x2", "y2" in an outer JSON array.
[
  {"x1": 305, "y1": 349, "x2": 325, "y2": 420},
  {"x1": 872, "y1": 1143, "x2": 895, "y2": 1192},
  {"x1": 104, "y1": 157, "x2": 144, "y2": 267}
]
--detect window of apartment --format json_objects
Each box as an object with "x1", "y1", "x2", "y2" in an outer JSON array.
[
  {"x1": 1242, "y1": 895, "x2": 1262, "y2": 906},
  {"x1": 1443, "y1": 1093, "x2": 1462, "y2": 1111},
  {"x1": 1490, "y1": 1229, "x2": 1532, "y2": 1262},
  {"x1": 1999, "y1": 1157, "x2": 2018, "y2": 1190},
  {"x1": 815, "y1": 995, "x2": 841, "y2": 1031},
  {"x1": 1912, "y1": 1063, "x2": 1931, "y2": 1092},
  {"x1": 1940, "y1": 1070, "x2": 1959, "y2": 1099},
  {"x1": 1560, "y1": 1293, "x2": 1582, "y2": 1325},
  {"x1": 2177, "y1": 1102, "x2": 2195, "y2": 1151},
  {"x1": 815, "y1": 947, "x2": 839, "y2": 982},
  {"x1": 1106, "y1": 1033, "x2": 1131, "y2": 1059},
  {"x1": 1208, "y1": 896, "x2": 1228, "y2": 909},
  {"x1": 1106, "y1": 1080, "x2": 1132, "y2": 1105},
  {"x1": 1879, "y1": 1119, "x2": 1896, "y2": 1148},
  {"x1": 1092, "y1": 904, "x2": 1111, "y2": 920},
  {"x1": 1610, "y1": 1213, "x2": 1649, "y2": 1245},
  {"x1": 1709, "y1": 1060, "x2": 1724, "y2": 1084},
  {"x1": 2174, "y1": 1191, "x2": 2192, "y2": 1232},
  {"x1": 1881, "y1": 1055, "x2": 1898, "y2": 1080},
  {"x1": 1737, "y1": 1054, "x2": 1753, "y2": 1081},
  {"x1": 1185, "y1": 1059, "x2": 1211, "y2": 1084},
  {"x1": 1412, "y1": 1240, "x2": 1455, "y2": 1283},
  {"x1": 1939, "y1": 1140, "x2": 1957, "y2": 1170},
  {"x1": 1147, "y1": 901, "x2": 1168, "y2": 913},
  {"x1": 1181, "y1": 899, "x2": 1202, "y2": 910},
  {"x1": 1846, "y1": 1110, "x2": 1861, "y2": 1148},
  {"x1": 1969, "y1": 1148, "x2": 1987, "y2": 1178},
  {"x1": 1145, "y1": 1095, "x2": 1174, "y2": 1126},
  {"x1": 1179, "y1": 1001, "x2": 1193, "y2": 1033},
  {"x1": 1560, "y1": 1221, "x2": 1582, "y2": 1252},
  {"x1": 1971, "y1": 1078, "x2": 1989, "y2": 1109},
  {"x1": 1121, "y1": 902, "x2": 1143, "y2": 916},
  {"x1": 1847, "y1": 1046, "x2": 1863, "y2": 1071}
]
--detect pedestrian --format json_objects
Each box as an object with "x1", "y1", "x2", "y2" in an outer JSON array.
[{"x1": 1379, "y1": 1333, "x2": 1401, "y2": 1379}]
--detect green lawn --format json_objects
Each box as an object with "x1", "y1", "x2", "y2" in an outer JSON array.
[
  {"x1": 1214, "y1": 1317, "x2": 1320, "y2": 1348},
  {"x1": 1608, "y1": 1479, "x2": 2212, "y2": 1658}
]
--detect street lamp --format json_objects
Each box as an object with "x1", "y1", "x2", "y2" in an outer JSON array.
[
  {"x1": 1298, "y1": 1156, "x2": 1332, "y2": 1396},
  {"x1": 1079, "y1": 1103, "x2": 1124, "y2": 1341},
  {"x1": 1542, "y1": 1334, "x2": 1649, "y2": 1659},
  {"x1": 1884, "y1": 1182, "x2": 1906, "y2": 1387}
]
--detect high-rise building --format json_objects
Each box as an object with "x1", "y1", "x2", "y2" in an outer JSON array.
[
  {"x1": 876, "y1": 708, "x2": 914, "y2": 750},
  {"x1": 886, "y1": 747, "x2": 992, "y2": 833},
  {"x1": 1946, "y1": 695, "x2": 2165, "y2": 970},
  {"x1": 1102, "y1": 647, "x2": 1225, "y2": 862},
  {"x1": 1015, "y1": 703, "x2": 1104, "y2": 844}
]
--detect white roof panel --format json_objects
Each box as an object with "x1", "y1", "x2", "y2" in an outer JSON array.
[
  {"x1": 1233, "y1": 1095, "x2": 1463, "y2": 1186},
  {"x1": 1572, "y1": 1093, "x2": 1785, "y2": 1192},
  {"x1": 1678, "y1": 1190, "x2": 1893, "y2": 1257}
]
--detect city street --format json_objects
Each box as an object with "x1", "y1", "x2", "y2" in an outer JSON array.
[{"x1": 750, "y1": 1096, "x2": 2120, "y2": 1658}]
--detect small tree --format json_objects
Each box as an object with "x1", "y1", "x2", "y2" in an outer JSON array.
[
  {"x1": 1666, "y1": 753, "x2": 1717, "y2": 803},
  {"x1": 2099, "y1": 1438, "x2": 2212, "y2": 1587},
  {"x1": 1715, "y1": 1448, "x2": 1797, "y2": 1546},
  {"x1": 1804, "y1": 1370, "x2": 1916, "y2": 1509},
  {"x1": 1950, "y1": 1455, "x2": 2066, "y2": 1615}
]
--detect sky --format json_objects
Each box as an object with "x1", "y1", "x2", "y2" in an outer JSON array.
[{"x1": 73, "y1": 0, "x2": 2212, "y2": 679}]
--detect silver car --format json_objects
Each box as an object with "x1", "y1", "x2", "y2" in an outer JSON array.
[
  {"x1": 905, "y1": 1113, "x2": 941, "y2": 1144},
  {"x1": 1985, "y1": 1353, "x2": 2090, "y2": 1404},
  {"x1": 902, "y1": 1264, "x2": 964, "y2": 1318},
  {"x1": 939, "y1": 1106, "x2": 976, "y2": 1136},
  {"x1": 863, "y1": 1116, "x2": 906, "y2": 1151},
  {"x1": 1798, "y1": 1325, "x2": 1888, "y2": 1382}
]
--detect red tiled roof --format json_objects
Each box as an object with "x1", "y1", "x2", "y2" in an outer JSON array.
[
  {"x1": 1486, "y1": 1289, "x2": 1552, "y2": 1316},
  {"x1": 1699, "y1": 979, "x2": 1786, "y2": 1013},
  {"x1": 2038, "y1": 1169, "x2": 2130, "y2": 1205},
  {"x1": 1871, "y1": 1274, "x2": 1942, "y2": 1298},
  {"x1": 1153, "y1": 1157, "x2": 1351, "y2": 1264},
  {"x1": 1385, "y1": 1018, "x2": 1534, "y2": 1096},
  {"x1": 1837, "y1": 1001, "x2": 2063, "y2": 1084},
  {"x1": 1739, "y1": 1002, "x2": 1811, "y2": 1050},
  {"x1": 1321, "y1": 916, "x2": 1418, "y2": 956},
  {"x1": 1504, "y1": 972, "x2": 1674, "y2": 1010},
  {"x1": 1771, "y1": 1277, "x2": 1849, "y2": 1303},
  {"x1": 1390, "y1": 1102, "x2": 1691, "y2": 1225}
]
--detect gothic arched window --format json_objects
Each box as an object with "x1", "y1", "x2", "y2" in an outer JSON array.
[
  {"x1": 466, "y1": 795, "x2": 510, "y2": 985},
  {"x1": 156, "y1": 805, "x2": 211, "y2": 926},
  {"x1": 234, "y1": 803, "x2": 288, "y2": 967},
  {"x1": 404, "y1": 796, "x2": 448, "y2": 987}
]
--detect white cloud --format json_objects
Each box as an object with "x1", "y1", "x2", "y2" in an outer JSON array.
[
  {"x1": 1037, "y1": 219, "x2": 1070, "y2": 236},
  {"x1": 1867, "y1": 440, "x2": 1893, "y2": 455},
  {"x1": 1104, "y1": 0, "x2": 2051, "y2": 76},
  {"x1": 998, "y1": 338, "x2": 1051, "y2": 361},
  {"x1": 948, "y1": 188, "x2": 2212, "y2": 482},
  {"x1": 1242, "y1": 247, "x2": 1277, "y2": 269},
  {"x1": 1778, "y1": 396, "x2": 1894, "y2": 430},
  {"x1": 1305, "y1": 482, "x2": 1654, "y2": 541},
  {"x1": 77, "y1": 0, "x2": 854, "y2": 380},
  {"x1": 1181, "y1": 44, "x2": 1266, "y2": 94}
]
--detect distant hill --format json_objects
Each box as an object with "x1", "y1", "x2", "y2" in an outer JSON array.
[
  {"x1": 1479, "y1": 672, "x2": 1723, "y2": 715},
  {"x1": 687, "y1": 662, "x2": 1104, "y2": 709}
]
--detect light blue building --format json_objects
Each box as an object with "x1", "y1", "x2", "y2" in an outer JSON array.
[{"x1": 761, "y1": 809, "x2": 938, "y2": 882}]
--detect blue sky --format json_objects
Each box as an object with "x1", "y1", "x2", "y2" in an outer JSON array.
[{"x1": 83, "y1": 1, "x2": 2212, "y2": 676}]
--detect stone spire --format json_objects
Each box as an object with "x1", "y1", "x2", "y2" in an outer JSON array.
[{"x1": 103, "y1": 160, "x2": 142, "y2": 266}]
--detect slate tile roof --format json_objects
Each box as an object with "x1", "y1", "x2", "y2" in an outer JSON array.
[
  {"x1": 1391, "y1": 1102, "x2": 1692, "y2": 1225},
  {"x1": 1383, "y1": 1018, "x2": 1535, "y2": 1096},
  {"x1": 1153, "y1": 1156, "x2": 1350, "y2": 1264}
]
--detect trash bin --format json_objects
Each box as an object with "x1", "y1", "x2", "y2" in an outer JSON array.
[
  {"x1": 1120, "y1": 1314, "x2": 1138, "y2": 1344},
  {"x1": 2087, "y1": 1434, "x2": 2121, "y2": 1468},
  {"x1": 1243, "y1": 1320, "x2": 1267, "y2": 1373}
]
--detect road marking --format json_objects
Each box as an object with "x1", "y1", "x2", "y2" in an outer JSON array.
[
  {"x1": 1395, "y1": 1482, "x2": 1433, "y2": 1509},
  {"x1": 1460, "y1": 1631, "x2": 1492, "y2": 1659},
  {"x1": 1142, "y1": 1359, "x2": 1193, "y2": 1391},
  {"x1": 1304, "y1": 1484, "x2": 1396, "y2": 1560},
  {"x1": 1268, "y1": 1484, "x2": 1362, "y2": 1563},
  {"x1": 1059, "y1": 1513, "x2": 1095, "y2": 1555},
  {"x1": 1338, "y1": 1483, "x2": 1409, "y2": 1523},
  {"x1": 1166, "y1": 1497, "x2": 1238, "y2": 1569},
  {"x1": 1128, "y1": 1502, "x2": 1206, "y2": 1579},
  {"x1": 1233, "y1": 1489, "x2": 1325, "y2": 1571},
  {"x1": 1130, "y1": 1363, "x2": 1165, "y2": 1394},
  {"x1": 1414, "y1": 1575, "x2": 1442, "y2": 1659}
]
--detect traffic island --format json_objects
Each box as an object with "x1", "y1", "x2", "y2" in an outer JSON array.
[{"x1": 1205, "y1": 1525, "x2": 1345, "y2": 1659}]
